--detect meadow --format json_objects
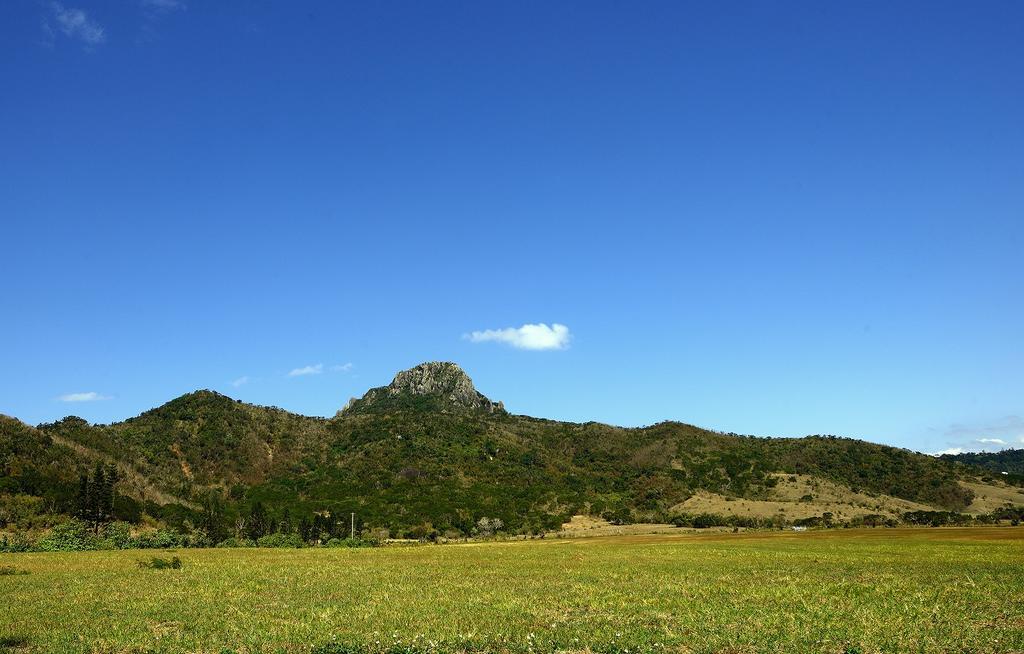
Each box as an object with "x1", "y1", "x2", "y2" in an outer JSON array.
[{"x1": 1, "y1": 528, "x2": 1022, "y2": 654}]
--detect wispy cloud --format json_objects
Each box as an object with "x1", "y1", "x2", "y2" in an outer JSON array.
[
  {"x1": 138, "y1": 0, "x2": 185, "y2": 41},
  {"x1": 927, "y1": 415, "x2": 1024, "y2": 455},
  {"x1": 47, "y1": 3, "x2": 106, "y2": 47},
  {"x1": 141, "y1": 0, "x2": 185, "y2": 11},
  {"x1": 231, "y1": 376, "x2": 250, "y2": 388},
  {"x1": 465, "y1": 323, "x2": 571, "y2": 351},
  {"x1": 288, "y1": 364, "x2": 323, "y2": 377},
  {"x1": 331, "y1": 363, "x2": 354, "y2": 373},
  {"x1": 941, "y1": 415, "x2": 1024, "y2": 441},
  {"x1": 58, "y1": 391, "x2": 112, "y2": 402}
]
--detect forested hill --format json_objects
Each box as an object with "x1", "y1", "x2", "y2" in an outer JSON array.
[
  {"x1": 0, "y1": 362, "x2": 1011, "y2": 538},
  {"x1": 944, "y1": 449, "x2": 1024, "y2": 481}
]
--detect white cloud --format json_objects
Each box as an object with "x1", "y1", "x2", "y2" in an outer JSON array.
[
  {"x1": 931, "y1": 447, "x2": 964, "y2": 457},
  {"x1": 465, "y1": 323, "x2": 571, "y2": 351},
  {"x1": 977, "y1": 438, "x2": 1007, "y2": 446},
  {"x1": 231, "y1": 376, "x2": 250, "y2": 388},
  {"x1": 288, "y1": 363, "x2": 323, "y2": 377},
  {"x1": 58, "y1": 391, "x2": 112, "y2": 402},
  {"x1": 331, "y1": 363, "x2": 354, "y2": 373},
  {"x1": 49, "y1": 3, "x2": 106, "y2": 46}
]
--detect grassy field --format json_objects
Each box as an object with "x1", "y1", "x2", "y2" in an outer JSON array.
[{"x1": 1, "y1": 528, "x2": 1022, "y2": 654}]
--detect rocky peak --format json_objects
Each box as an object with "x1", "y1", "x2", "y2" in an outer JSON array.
[{"x1": 340, "y1": 362, "x2": 505, "y2": 414}]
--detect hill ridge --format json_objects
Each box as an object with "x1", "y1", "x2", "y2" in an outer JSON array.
[{"x1": 3, "y1": 362, "x2": 1021, "y2": 538}]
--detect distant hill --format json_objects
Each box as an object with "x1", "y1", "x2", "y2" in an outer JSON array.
[
  {"x1": 3, "y1": 362, "x2": 1020, "y2": 538},
  {"x1": 943, "y1": 449, "x2": 1024, "y2": 481}
]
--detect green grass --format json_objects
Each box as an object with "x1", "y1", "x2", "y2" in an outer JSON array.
[{"x1": 1, "y1": 528, "x2": 1022, "y2": 654}]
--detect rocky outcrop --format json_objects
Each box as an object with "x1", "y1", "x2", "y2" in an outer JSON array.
[{"x1": 340, "y1": 362, "x2": 505, "y2": 414}]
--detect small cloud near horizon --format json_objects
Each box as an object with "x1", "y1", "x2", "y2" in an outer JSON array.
[
  {"x1": 288, "y1": 362, "x2": 352, "y2": 377},
  {"x1": 58, "y1": 391, "x2": 112, "y2": 402},
  {"x1": 288, "y1": 364, "x2": 323, "y2": 377},
  {"x1": 231, "y1": 376, "x2": 250, "y2": 388},
  {"x1": 465, "y1": 323, "x2": 571, "y2": 351}
]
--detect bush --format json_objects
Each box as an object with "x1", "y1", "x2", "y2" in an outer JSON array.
[
  {"x1": 100, "y1": 521, "x2": 134, "y2": 549},
  {"x1": 138, "y1": 556, "x2": 181, "y2": 569},
  {"x1": 35, "y1": 519, "x2": 98, "y2": 552},
  {"x1": 257, "y1": 532, "x2": 304, "y2": 548},
  {"x1": 0, "y1": 565, "x2": 28, "y2": 575},
  {"x1": 902, "y1": 510, "x2": 974, "y2": 527},
  {"x1": 216, "y1": 537, "x2": 256, "y2": 548},
  {"x1": 0, "y1": 494, "x2": 46, "y2": 528},
  {"x1": 670, "y1": 513, "x2": 730, "y2": 528},
  {"x1": 0, "y1": 532, "x2": 34, "y2": 553},
  {"x1": 132, "y1": 529, "x2": 187, "y2": 549},
  {"x1": 325, "y1": 537, "x2": 380, "y2": 548}
]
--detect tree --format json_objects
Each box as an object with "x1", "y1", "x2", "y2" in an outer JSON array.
[
  {"x1": 99, "y1": 464, "x2": 118, "y2": 527},
  {"x1": 75, "y1": 463, "x2": 119, "y2": 533},
  {"x1": 75, "y1": 473, "x2": 91, "y2": 523},
  {"x1": 475, "y1": 517, "x2": 503, "y2": 537},
  {"x1": 90, "y1": 463, "x2": 106, "y2": 531},
  {"x1": 278, "y1": 508, "x2": 292, "y2": 534},
  {"x1": 298, "y1": 517, "x2": 313, "y2": 543},
  {"x1": 201, "y1": 491, "x2": 227, "y2": 542},
  {"x1": 246, "y1": 502, "x2": 268, "y2": 540}
]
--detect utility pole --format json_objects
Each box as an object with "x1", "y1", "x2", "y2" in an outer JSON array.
[{"x1": 350, "y1": 512, "x2": 355, "y2": 539}]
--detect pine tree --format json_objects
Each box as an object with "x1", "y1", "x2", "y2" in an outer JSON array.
[
  {"x1": 246, "y1": 502, "x2": 268, "y2": 540},
  {"x1": 298, "y1": 517, "x2": 312, "y2": 543},
  {"x1": 101, "y1": 464, "x2": 117, "y2": 524},
  {"x1": 75, "y1": 472, "x2": 91, "y2": 523},
  {"x1": 90, "y1": 463, "x2": 106, "y2": 533}
]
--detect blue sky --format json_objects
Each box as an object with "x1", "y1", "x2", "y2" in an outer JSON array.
[{"x1": 1, "y1": 2, "x2": 1022, "y2": 455}]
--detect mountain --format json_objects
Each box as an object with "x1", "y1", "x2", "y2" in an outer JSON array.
[
  {"x1": 2, "y1": 362, "x2": 1021, "y2": 538},
  {"x1": 341, "y1": 361, "x2": 505, "y2": 414}
]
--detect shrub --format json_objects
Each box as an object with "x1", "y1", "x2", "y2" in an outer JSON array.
[
  {"x1": 132, "y1": 529, "x2": 186, "y2": 549},
  {"x1": 35, "y1": 519, "x2": 98, "y2": 552},
  {"x1": 0, "y1": 532, "x2": 34, "y2": 553},
  {"x1": 691, "y1": 513, "x2": 728, "y2": 529},
  {"x1": 256, "y1": 532, "x2": 304, "y2": 548},
  {"x1": 0, "y1": 565, "x2": 29, "y2": 575},
  {"x1": 100, "y1": 521, "x2": 134, "y2": 549},
  {"x1": 0, "y1": 494, "x2": 45, "y2": 527},
  {"x1": 901, "y1": 510, "x2": 974, "y2": 527},
  {"x1": 138, "y1": 556, "x2": 181, "y2": 570},
  {"x1": 325, "y1": 537, "x2": 380, "y2": 548},
  {"x1": 216, "y1": 537, "x2": 256, "y2": 548}
]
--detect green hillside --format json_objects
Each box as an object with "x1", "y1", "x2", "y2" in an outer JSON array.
[
  {"x1": 0, "y1": 362, "x2": 1004, "y2": 540},
  {"x1": 944, "y1": 449, "x2": 1024, "y2": 484}
]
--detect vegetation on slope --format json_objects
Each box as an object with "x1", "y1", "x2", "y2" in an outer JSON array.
[
  {"x1": 944, "y1": 448, "x2": 1024, "y2": 484},
  {"x1": 0, "y1": 363, "x2": 1003, "y2": 542}
]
